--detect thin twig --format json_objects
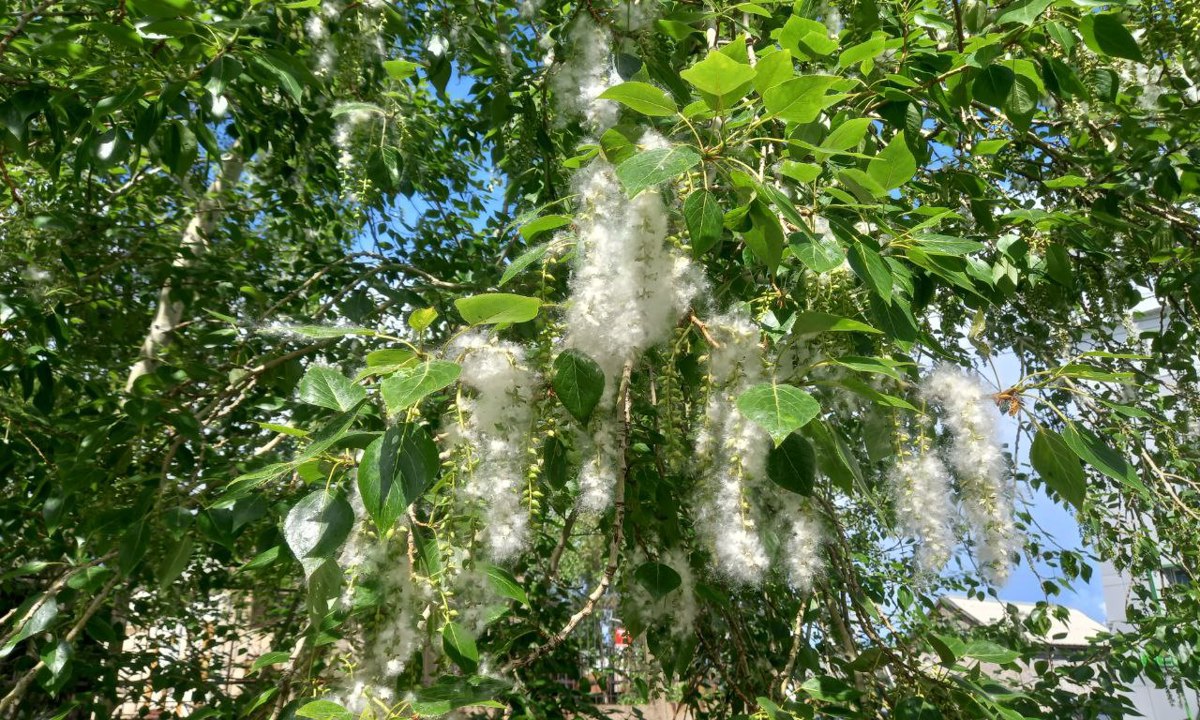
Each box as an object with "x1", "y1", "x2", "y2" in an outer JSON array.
[
  {"x1": 507, "y1": 361, "x2": 633, "y2": 670},
  {"x1": 0, "y1": 573, "x2": 121, "y2": 715},
  {"x1": 0, "y1": 0, "x2": 55, "y2": 61},
  {"x1": 546, "y1": 507, "x2": 579, "y2": 584}
]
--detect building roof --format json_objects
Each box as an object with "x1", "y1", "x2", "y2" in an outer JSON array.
[{"x1": 940, "y1": 596, "x2": 1107, "y2": 649}]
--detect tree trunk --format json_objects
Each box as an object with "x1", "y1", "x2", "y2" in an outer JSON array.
[{"x1": 124, "y1": 150, "x2": 245, "y2": 392}]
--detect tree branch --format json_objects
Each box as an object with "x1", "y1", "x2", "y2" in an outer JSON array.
[
  {"x1": 124, "y1": 147, "x2": 244, "y2": 393},
  {"x1": 507, "y1": 360, "x2": 633, "y2": 671}
]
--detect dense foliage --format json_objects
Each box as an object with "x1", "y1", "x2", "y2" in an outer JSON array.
[{"x1": 2, "y1": 0, "x2": 1199, "y2": 718}]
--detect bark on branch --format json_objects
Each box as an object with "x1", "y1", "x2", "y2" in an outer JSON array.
[{"x1": 124, "y1": 149, "x2": 244, "y2": 393}]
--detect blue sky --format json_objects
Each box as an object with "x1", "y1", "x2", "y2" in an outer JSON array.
[{"x1": 987, "y1": 349, "x2": 1107, "y2": 622}]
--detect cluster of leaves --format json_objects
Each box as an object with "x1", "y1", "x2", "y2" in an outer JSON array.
[{"x1": 2, "y1": 0, "x2": 1200, "y2": 718}]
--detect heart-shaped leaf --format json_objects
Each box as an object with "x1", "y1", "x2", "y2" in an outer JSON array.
[
  {"x1": 767, "y1": 434, "x2": 816, "y2": 495},
  {"x1": 299, "y1": 366, "x2": 365, "y2": 412},
  {"x1": 615, "y1": 146, "x2": 702, "y2": 197},
  {"x1": 357, "y1": 424, "x2": 438, "y2": 533},
  {"x1": 634, "y1": 561, "x2": 682, "y2": 600},
  {"x1": 283, "y1": 489, "x2": 353, "y2": 577},
  {"x1": 736, "y1": 383, "x2": 822, "y2": 446},
  {"x1": 552, "y1": 350, "x2": 605, "y2": 425},
  {"x1": 380, "y1": 360, "x2": 461, "y2": 414}
]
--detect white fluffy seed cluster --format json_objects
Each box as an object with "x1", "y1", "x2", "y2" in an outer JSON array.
[
  {"x1": 694, "y1": 312, "x2": 825, "y2": 589},
  {"x1": 564, "y1": 150, "x2": 703, "y2": 512},
  {"x1": 450, "y1": 332, "x2": 539, "y2": 560},
  {"x1": 694, "y1": 313, "x2": 771, "y2": 585},
  {"x1": 335, "y1": 509, "x2": 428, "y2": 711},
  {"x1": 332, "y1": 106, "x2": 374, "y2": 172},
  {"x1": 781, "y1": 503, "x2": 824, "y2": 593},
  {"x1": 566, "y1": 158, "x2": 705, "y2": 386},
  {"x1": 577, "y1": 416, "x2": 621, "y2": 512},
  {"x1": 920, "y1": 366, "x2": 1021, "y2": 585},
  {"x1": 888, "y1": 451, "x2": 956, "y2": 574},
  {"x1": 550, "y1": 14, "x2": 619, "y2": 131}
]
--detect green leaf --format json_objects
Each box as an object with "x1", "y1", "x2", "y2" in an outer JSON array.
[
  {"x1": 752, "y1": 49, "x2": 793, "y2": 95},
  {"x1": 736, "y1": 383, "x2": 822, "y2": 446},
  {"x1": 839, "y1": 33, "x2": 887, "y2": 68},
  {"x1": 226, "y1": 462, "x2": 294, "y2": 497},
  {"x1": 791, "y1": 232, "x2": 844, "y2": 273},
  {"x1": 380, "y1": 360, "x2": 461, "y2": 414},
  {"x1": 119, "y1": 520, "x2": 151, "y2": 575},
  {"x1": 0, "y1": 597, "x2": 58, "y2": 657},
  {"x1": 1004, "y1": 74, "x2": 1039, "y2": 120},
  {"x1": 598, "y1": 82, "x2": 678, "y2": 117},
  {"x1": 822, "y1": 117, "x2": 873, "y2": 151},
  {"x1": 409, "y1": 307, "x2": 438, "y2": 332},
  {"x1": 779, "y1": 16, "x2": 838, "y2": 57},
  {"x1": 296, "y1": 700, "x2": 352, "y2": 720},
  {"x1": 615, "y1": 146, "x2": 702, "y2": 197},
  {"x1": 40, "y1": 638, "x2": 72, "y2": 682},
  {"x1": 156, "y1": 534, "x2": 193, "y2": 591},
  {"x1": 832, "y1": 356, "x2": 909, "y2": 381},
  {"x1": 838, "y1": 168, "x2": 888, "y2": 200},
  {"x1": 455, "y1": 293, "x2": 542, "y2": 325},
  {"x1": 1030, "y1": 429, "x2": 1086, "y2": 510},
  {"x1": 755, "y1": 180, "x2": 806, "y2": 230},
  {"x1": 994, "y1": 0, "x2": 1054, "y2": 26},
  {"x1": 847, "y1": 243, "x2": 894, "y2": 299},
  {"x1": 280, "y1": 325, "x2": 373, "y2": 338},
  {"x1": 299, "y1": 366, "x2": 366, "y2": 412},
  {"x1": 500, "y1": 242, "x2": 551, "y2": 286},
  {"x1": 634, "y1": 562, "x2": 682, "y2": 600},
  {"x1": 518, "y1": 214, "x2": 571, "y2": 240},
  {"x1": 411, "y1": 675, "x2": 511, "y2": 716},
  {"x1": 128, "y1": 0, "x2": 194, "y2": 17},
  {"x1": 763, "y1": 75, "x2": 842, "y2": 123},
  {"x1": 964, "y1": 640, "x2": 1020, "y2": 664},
  {"x1": 973, "y1": 138, "x2": 1009, "y2": 156},
  {"x1": 257, "y1": 422, "x2": 308, "y2": 437},
  {"x1": 913, "y1": 234, "x2": 985, "y2": 256},
  {"x1": 358, "y1": 424, "x2": 438, "y2": 534},
  {"x1": 792, "y1": 311, "x2": 882, "y2": 335},
  {"x1": 1079, "y1": 13, "x2": 1143, "y2": 62},
  {"x1": 767, "y1": 433, "x2": 816, "y2": 495},
  {"x1": 800, "y1": 675, "x2": 861, "y2": 702},
  {"x1": 780, "y1": 161, "x2": 822, "y2": 183},
  {"x1": 442, "y1": 622, "x2": 479, "y2": 673},
  {"x1": 867, "y1": 132, "x2": 916, "y2": 190},
  {"x1": 680, "y1": 51, "x2": 756, "y2": 97},
  {"x1": 383, "y1": 59, "x2": 419, "y2": 81},
  {"x1": 838, "y1": 377, "x2": 918, "y2": 411},
  {"x1": 1063, "y1": 422, "x2": 1147, "y2": 494},
  {"x1": 973, "y1": 65, "x2": 1015, "y2": 107},
  {"x1": 552, "y1": 350, "x2": 605, "y2": 425},
  {"x1": 283, "y1": 489, "x2": 354, "y2": 577},
  {"x1": 238, "y1": 546, "x2": 281, "y2": 573},
  {"x1": 684, "y1": 189, "x2": 724, "y2": 255},
  {"x1": 296, "y1": 405, "x2": 363, "y2": 462},
  {"x1": 485, "y1": 565, "x2": 529, "y2": 606},
  {"x1": 249, "y1": 52, "x2": 304, "y2": 103},
  {"x1": 894, "y1": 696, "x2": 943, "y2": 720},
  {"x1": 1045, "y1": 244, "x2": 1074, "y2": 286},
  {"x1": 744, "y1": 200, "x2": 785, "y2": 270},
  {"x1": 251, "y1": 650, "x2": 292, "y2": 673},
  {"x1": 1044, "y1": 174, "x2": 1088, "y2": 189}
]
